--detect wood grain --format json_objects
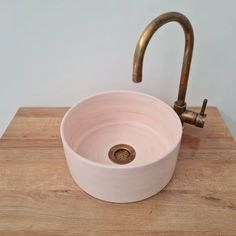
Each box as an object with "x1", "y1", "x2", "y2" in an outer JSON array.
[{"x1": 0, "y1": 107, "x2": 235, "y2": 236}]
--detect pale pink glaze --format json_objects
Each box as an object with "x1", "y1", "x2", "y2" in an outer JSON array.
[{"x1": 60, "y1": 90, "x2": 182, "y2": 203}]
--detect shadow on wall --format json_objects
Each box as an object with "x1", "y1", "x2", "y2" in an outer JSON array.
[{"x1": 220, "y1": 109, "x2": 236, "y2": 140}]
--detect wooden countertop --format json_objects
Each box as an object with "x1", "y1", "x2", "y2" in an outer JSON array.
[{"x1": 0, "y1": 107, "x2": 235, "y2": 235}]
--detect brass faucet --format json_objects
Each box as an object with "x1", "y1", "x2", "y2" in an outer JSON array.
[{"x1": 133, "y1": 12, "x2": 207, "y2": 128}]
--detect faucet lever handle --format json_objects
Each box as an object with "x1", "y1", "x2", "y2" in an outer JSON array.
[
  {"x1": 200, "y1": 99, "x2": 208, "y2": 116},
  {"x1": 194, "y1": 98, "x2": 208, "y2": 128}
]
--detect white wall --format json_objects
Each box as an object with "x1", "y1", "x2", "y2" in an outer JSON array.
[{"x1": 1, "y1": 0, "x2": 236, "y2": 139}]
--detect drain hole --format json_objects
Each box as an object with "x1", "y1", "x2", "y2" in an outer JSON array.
[
  {"x1": 114, "y1": 149, "x2": 130, "y2": 160},
  {"x1": 108, "y1": 144, "x2": 136, "y2": 164}
]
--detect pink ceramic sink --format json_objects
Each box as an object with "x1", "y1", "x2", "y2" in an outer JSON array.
[{"x1": 60, "y1": 91, "x2": 182, "y2": 203}]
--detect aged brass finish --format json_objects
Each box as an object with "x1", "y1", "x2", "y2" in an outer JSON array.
[
  {"x1": 108, "y1": 144, "x2": 136, "y2": 164},
  {"x1": 133, "y1": 12, "x2": 208, "y2": 127}
]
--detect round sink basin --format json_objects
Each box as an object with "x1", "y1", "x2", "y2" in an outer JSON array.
[{"x1": 60, "y1": 90, "x2": 182, "y2": 203}]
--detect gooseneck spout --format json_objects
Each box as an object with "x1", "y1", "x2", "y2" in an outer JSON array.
[{"x1": 133, "y1": 12, "x2": 207, "y2": 128}]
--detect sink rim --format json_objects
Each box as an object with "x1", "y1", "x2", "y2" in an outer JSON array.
[{"x1": 60, "y1": 90, "x2": 182, "y2": 170}]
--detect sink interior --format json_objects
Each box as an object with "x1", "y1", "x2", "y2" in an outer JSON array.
[{"x1": 63, "y1": 91, "x2": 181, "y2": 168}]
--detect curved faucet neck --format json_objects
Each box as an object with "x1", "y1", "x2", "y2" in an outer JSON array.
[{"x1": 132, "y1": 12, "x2": 194, "y2": 107}]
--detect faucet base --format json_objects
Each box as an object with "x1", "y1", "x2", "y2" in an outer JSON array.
[
  {"x1": 174, "y1": 100, "x2": 207, "y2": 128},
  {"x1": 174, "y1": 101, "x2": 186, "y2": 115}
]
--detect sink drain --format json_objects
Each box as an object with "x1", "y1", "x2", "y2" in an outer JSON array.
[{"x1": 108, "y1": 144, "x2": 136, "y2": 164}]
